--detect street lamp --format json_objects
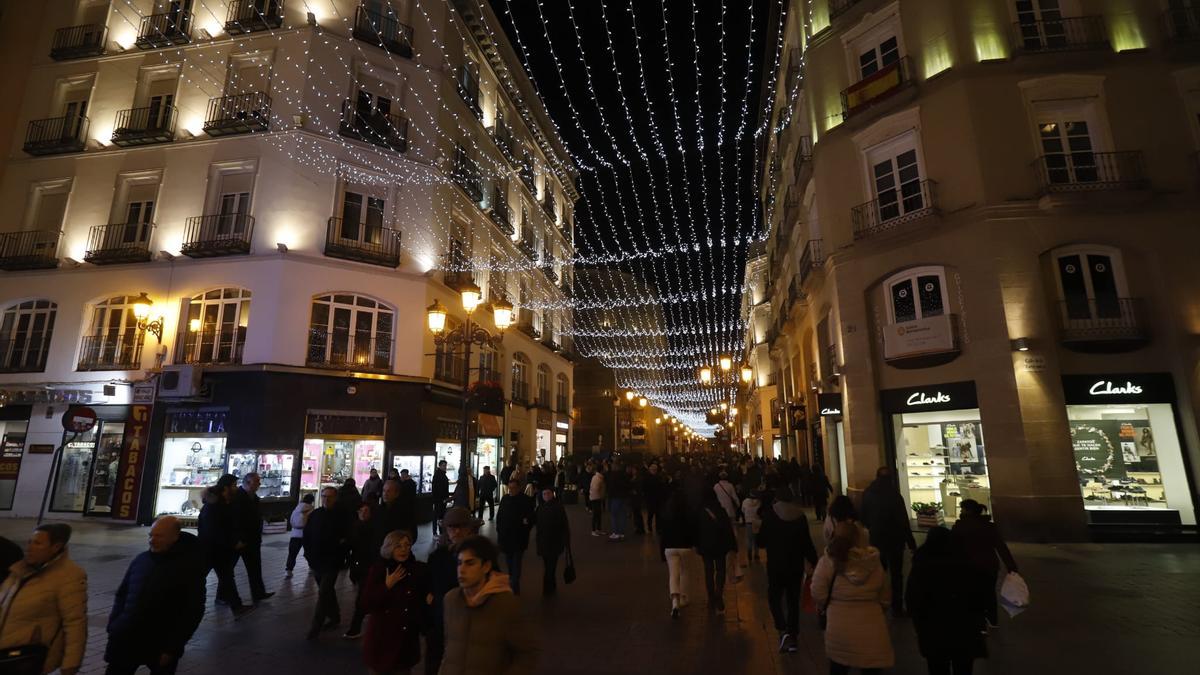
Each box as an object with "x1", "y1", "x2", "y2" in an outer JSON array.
[
  {"x1": 719, "y1": 355, "x2": 733, "y2": 372},
  {"x1": 625, "y1": 390, "x2": 636, "y2": 402},
  {"x1": 741, "y1": 366, "x2": 753, "y2": 384},
  {"x1": 638, "y1": 397, "x2": 648, "y2": 408},
  {"x1": 699, "y1": 366, "x2": 713, "y2": 384},
  {"x1": 426, "y1": 287, "x2": 510, "y2": 507},
  {"x1": 131, "y1": 292, "x2": 164, "y2": 341}
]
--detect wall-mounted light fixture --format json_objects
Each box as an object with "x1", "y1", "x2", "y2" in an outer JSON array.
[
  {"x1": 131, "y1": 293, "x2": 164, "y2": 342},
  {"x1": 1011, "y1": 338, "x2": 1031, "y2": 352},
  {"x1": 276, "y1": 242, "x2": 288, "y2": 253}
]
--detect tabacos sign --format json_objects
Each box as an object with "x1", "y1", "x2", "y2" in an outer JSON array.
[{"x1": 906, "y1": 391, "x2": 951, "y2": 407}]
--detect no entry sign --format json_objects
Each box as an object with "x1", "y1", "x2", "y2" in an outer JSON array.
[{"x1": 62, "y1": 407, "x2": 97, "y2": 434}]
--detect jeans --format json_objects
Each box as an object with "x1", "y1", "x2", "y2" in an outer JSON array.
[
  {"x1": 608, "y1": 497, "x2": 627, "y2": 536},
  {"x1": 767, "y1": 574, "x2": 802, "y2": 635},
  {"x1": 590, "y1": 499, "x2": 603, "y2": 531},
  {"x1": 664, "y1": 548, "x2": 691, "y2": 599},
  {"x1": 879, "y1": 545, "x2": 905, "y2": 612},
  {"x1": 476, "y1": 494, "x2": 495, "y2": 520},
  {"x1": 927, "y1": 656, "x2": 976, "y2": 675},
  {"x1": 310, "y1": 568, "x2": 341, "y2": 631},
  {"x1": 830, "y1": 664, "x2": 881, "y2": 675},
  {"x1": 236, "y1": 543, "x2": 268, "y2": 599},
  {"x1": 285, "y1": 538, "x2": 303, "y2": 571},
  {"x1": 506, "y1": 550, "x2": 524, "y2": 594},
  {"x1": 701, "y1": 554, "x2": 726, "y2": 604},
  {"x1": 542, "y1": 550, "x2": 561, "y2": 595}
]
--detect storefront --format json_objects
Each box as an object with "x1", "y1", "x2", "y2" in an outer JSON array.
[
  {"x1": 0, "y1": 405, "x2": 32, "y2": 510},
  {"x1": 433, "y1": 417, "x2": 462, "y2": 489},
  {"x1": 302, "y1": 410, "x2": 386, "y2": 496},
  {"x1": 555, "y1": 418, "x2": 569, "y2": 462},
  {"x1": 154, "y1": 409, "x2": 230, "y2": 520},
  {"x1": 391, "y1": 453, "x2": 435, "y2": 493},
  {"x1": 49, "y1": 405, "x2": 129, "y2": 516},
  {"x1": 1062, "y1": 373, "x2": 1196, "y2": 527},
  {"x1": 474, "y1": 413, "x2": 504, "y2": 475},
  {"x1": 536, "y1": 409, "x2": 553, "y2": 464},
  {"x1": 818, "y1": 393, "x2": 847, "y2": 496},
  {"x1": 881, "y1": 382, "x2": 992, "y2": 523}
]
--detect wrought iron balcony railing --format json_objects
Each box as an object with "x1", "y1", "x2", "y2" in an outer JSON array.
[
  {"x1": 78, "y1": 335, "x2": 144, "y2": 371},
  {"x1": 851, "y1": 179, "x2": 938, "y2": 240},
  {"x1": 339, "y1": 99, "x2": 408, "y2": 152},
  {"x1": 24, "y1": 115, "x2": 88, "y2": 156},
  {"x1": 490, "y1": 198, "x2": 514, "y2": 236},
  {"x1": 434, "y1": 352, "x2": 466, "y2": 383},
  {"x1": 84, "y1": 223, "x2": 154, "y2": 265},
  {"x1": 458, "y1": 70, "x2": 482, "y2": 119},
  {"x1": 841, "y1": 57, "x2": 912, "y2": 120},
  {"x1": 203, "y1": 92, "x2": 271, "y2": 136},
  {"x1": 452, "y1": 166, "x2": 483, "y2": 203},
  {"x1": 1014, "y1": 16, "x2": 1108, "y2": 52},
  {"x1": 111, "y1": 105, "x2": 177, "y2": 146},
  {"x1": 135, "y1": 11, "x2": 192, "y2": 49},
  {"x1": 0, "y1": 230, "x2": 61, "y2": 271},
  {"x1": 493, "y1": 124, "x2": 516, "y2": 162},
  {"x1": 306, "y1": 328, "x2": 392, "y2": 373},
  {"x1": 225, "y1": 0, "x2": 284, "y2": 35},
  {"x1": 352, "y1": 5, "x2": 414, "y2": 58},
  {"x1": 1058, "y1": 298, "x2": 1146, "y2": 344},
  {"x1": 176, "y1": 328, "x2": 246, "y2": 365},
  {"x1": 181, "y1": 214, "x2": 254, "y2": 258},
  {"x1": 798, "y1": 239, "x2": 824, "y2": 287},
  {"x1": 1032, "y1": 151, "x2": 1145, "y2": 193},
  {"x1": 325, "y1": 216, "x2": 401, "y2": 268},
  {"x1": 50, "y1": 24, "x2": 107, "y2": 60},
  {"x1": 0, "y1": 336, "x2": 52, "y2": 374}
]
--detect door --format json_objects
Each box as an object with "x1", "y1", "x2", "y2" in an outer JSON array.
[
  {"x1": 168, "y1": 0, "x2": 193, "y2": 34},
  {"x1": 1057, "y1": 253, "x2": 1122, "y2": 320},
  {"x1": 147, "y1": 94, "x2": 174, "y2": 130},
  {"x1": 85, "y1": 421, "x2": 126, "y2": 515},
  {"x1": 339, "y1": 191, "x2": 386, "y2": 244},
  {"x1": 871, "y1": 148, "x2": 923, "y2": 222},
  {"x1": 95, "y1": 301, "x2": 139, "y2": 364},
  {"x1": 123, "y1": 200, "x2": 154, "y2": 244},
  {"x1": 859, "y1": 35, "x2": 900, "y2": 79},
  {"x1": 1016, "y1": 0, "x2": 1066, "y2": 49},
  {"x1": 62, "y1": 98, "x2": 87, "y2": 139},
  {"x1": 217, "y1": 192, "x2": 251, "y2": 236},
  {"x1": 1039, "y1": 120, "x2": 1097, "y2": 184}
]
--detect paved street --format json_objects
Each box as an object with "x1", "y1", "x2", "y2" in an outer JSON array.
[{"x1": 1, "y1": 507, "x2": 1197, "y2": 675}]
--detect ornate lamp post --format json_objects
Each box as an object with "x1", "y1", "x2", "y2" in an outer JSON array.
[{"x1": 427, "y1": 283, "x2": 513, "y2": 506}]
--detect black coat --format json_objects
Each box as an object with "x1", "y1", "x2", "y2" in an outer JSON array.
[
  {"x1": 303, "y1": 507, "x2": 349, "y2": 573},
  {"x1": 105, "y1": 532, "x2": 206, "y2": 658},
  {"x1": 951, "y1": 515, "x2": 1018, "y2": 576},
  {"x1": 534, "y1": 499, "x2": 570, "y2": 557},
  {"x1": 426, "y1": 543, "x2": 458, "y2": 621},
  {"x1": 477, "y1": 473, "x2": 499, "y2": 500},
  {"x1": 657, "y1": 494, "x2": 694, "y2": 554},
  {"x1": 498, "y1": 465, "x2": 514, "y2": 488},
  {"x1": 197, "y1": 492, "x2": 236, "y2": 560},
  {"x1": 496, "y1": 493, "x2": 535, "y2": 554},
  {"x1": 231, "y1": 487, "x2": 262, "y2": 545},
  {"x1": 905, "y1": 548, "x2": 987, "y2": 660},
  {"x1": 861, "y1": 479, "x2": 917, "y2": 550},
  {"x1": 374, "y1": 499, "x2": 412, "y2": 549},
  {"x1": 696, "y1": 503, "x2": 736, "y2": 558},
  {"x1": 757, "y1": 502, "x2": 818, "y2": 579},
  {"x1": 432, "y1": 469, "x2": 450, "y2": 500},
  {"x1": 642, "y1": 472, "x2": 666, "y2": 508},
  {"x1": 605, "y1": 469, "x2": 631, "y2": 499},
  {"x1": 349, "y1": 510, "x2": 378, "y2": 583}
]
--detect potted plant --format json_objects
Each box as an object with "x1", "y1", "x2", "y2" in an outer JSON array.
[{"x1": 911, "y1": 501, "x2": 945, "y2": 528}]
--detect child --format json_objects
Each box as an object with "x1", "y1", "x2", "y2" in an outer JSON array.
[
  {"x1": 285, "y1": 493, "x2": 315, "y2": 576},
  {"x1": 741, "y1": 490, "x2": 763, "y2": 563}
]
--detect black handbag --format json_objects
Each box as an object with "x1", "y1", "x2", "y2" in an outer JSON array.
[
  {"x1": 0, "y1": 644, "x2": 48, "y2": 675},
  {"x1": 562, "y1": 544, "x2": 576, "y2": 584}
]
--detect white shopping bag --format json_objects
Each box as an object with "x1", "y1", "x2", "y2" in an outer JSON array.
[{"x1": 999, "y1": 571, "x2": 1030, "y2": 617}]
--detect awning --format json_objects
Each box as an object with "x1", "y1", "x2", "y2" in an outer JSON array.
[{"x1": 478, "y1": 413, "x2": 503, "y2": 436}]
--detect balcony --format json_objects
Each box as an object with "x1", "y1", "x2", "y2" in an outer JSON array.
[
  {"x1": 181, "y1": 214, "x2": 254, "y2": 258},
  {"x1": 84, "y1": 223, "x2": 154, "y2": 265},
  {"x1": 828, "y1": 0, "x2": 864, "y2": 20},
  {"x1": 111, "y1": 105, "x2": 177, "y2": 146},
  {"x1": 852, "y1": 179, "x2": 937, "y2": 240},
  {"x1": 78, "y1": 335, "x2": 144, "y2": 371},
  {"x1": 339, "y1": 100, "x2": 408, "y2": 152},
  {"x1": 434, "y1": 351, "x2": 466, "y2": 383},
  {"x1": 519, "y1": 168, "x2": 536, "y2": 193},
  {"x1": 225, "y1": 0, "x2": 284, "y2": 35},
  {"x1": 452, "y1": 165, "x2": 483, "y2": 203},
  {"x1": 517, "y1": 321, "x2": 541, "y2": 341},
  {"x1": 841, "y1": 57, "x2": 913, "y2": 121},
  {"x1": 542, "y1": 192, "x2": 557, "y2": 222},
  {"x1": 0, "y1": 336, "x2": 52, "y2": 374},
  {"x1": 1032, "y1": 151, "x2": 1146, "y2": 194},
  {"x1": 352, "y1": 5, "x2": 414, "y2": 58},
  {"x1": 882, "y1": 314, "x2": 961, "y2": 367},
  {"x1": 176, "y1": 328, "x2": 246, "y2": 365},
  {"x1": 1166, "y1": 6, "x2": 1200, "y2": 42},
  {"x1": 23, "y1": 115, "x2": 88, "y2": 156},
  {"x1": 541, "y1": 265, "x2": 559, "y2": 285},
  {"x1": 1013, "y1": 16, "x2": 1108, "y2": 52},
  {"x1": 135, "y1": 11, "x2": 192, "y2": 49},
  {"x1": 492, "y1": 124, "x2": 516, "y2": 162},
  {"x1": 458, "y1": 71, "x2": 482, "y2": 120},
  {"x1": 517, "y1": 239, "x2": 537, "y2": 261},
  {"x1": 306, "y1": 329, "x2": 391, "y2": 373},
  {"x1": 0, "y1": 230, "x2": 61, "y2": 271},
  {"x1": 798, "y1": 239, "x2": 824, "y2": 288},
  {"x1": 489, "y1": 199, "x2": 514, "y2": 236},
  {"x1": 1058, "y1": 298, "x2": 1148, "y2": 351},
  {"x1": 50, "y1": 24, "x2": 106, "y2": 60},
  {"x1": 324, "y1": 217, "x2": 401, "y2": 268},
  {"x1": 203, "y1": 92, "x2": 271, "y2": 137}
]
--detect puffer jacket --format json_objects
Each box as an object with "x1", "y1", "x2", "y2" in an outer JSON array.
[
  {"x1": 440, "y1": 576, "x2": 540, "y2": 675},
  {"x1": 106, "y1": 532, "x2": 206, "y2": 660},
  {"x1": 0, "y1": 552, "x2": 88, "y2": 673},
  {"x1": 811, "y1": 546, "x2": 893, "y2": 670},
  {"x1": 588, "y1": 472, "x2": 605, "y2": 501}
]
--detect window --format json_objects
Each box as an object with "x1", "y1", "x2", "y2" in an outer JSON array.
[
  {"x1": 338, "y1": 188, "x2": 386, "y2": 244},
  {"x1": 866, "y1": 133, "x2": 925, "y2": 222},
  {"x1": 477, "y1": 343, "x2": 498, "y2": 382},
  {"x1": 511, "y1": 352, "x2": 530, "y2": 403},
  {"x1": 884, "y1": 267, "x2": 947, "y2": 324},
  {"x1": 433, "y1": 316, "x2": 464, "y2": 382},
  {"x1": 178, "y1": 288, "x2": 250, "y2": 364},
  {"x1": 536, "y1": 363, "x2": 551, "y2": 406},
  {"x1": 24, "y1": 180, "x2": 71, "y2": 232},
  {"x1": 842, "y1": 8, "x2": 905, "y2": 83},
  {"x1": 1052, "y1": 246, "x2": 1128, "y2": 320},
  {"x1": 0, "y1": 300, "x2": 56, "y2": 373},
  {"x1": 1038, "y1": 120, "x2": 1097, "y2": 184},
  {"x1": 79, "y1": 296, "x2": 144, "y2": 369},
  {"x1": 1016, "y1": 0, "x2": 1067, "y2": 50},
  {"x1": 307, "y1": 293, "x2": 393, "y2": 371},
  {"x1": 556, "y1": 373, "x2": 569, "y2": 412},
  {"x1": 859, "y1": 35, "x2": 899, "y2": 79}
]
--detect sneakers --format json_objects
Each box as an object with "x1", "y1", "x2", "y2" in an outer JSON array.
[
  {"x1": 591, "y1": 530, "x2": 603, "y2": 537},
  {"x1": 787, "y1": 635, "x2": 798, "y2": 653},
  {"x1": 342, "y1": 628, "x2": 363, "y2": 640}
]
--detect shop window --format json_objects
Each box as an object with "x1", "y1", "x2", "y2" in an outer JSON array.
[
  {"x1": 434, "y1": 316, "x2": 464, "y2": 383},
  {"x1": 307, "y1": 293, "x2": 393, "y2": 371},
  {"x1": 895, "y1": 410, "x2": 992, "y2": 522},
  {"x1": 1051, "y1": 245, "x2": 1129, "y2": 320},
  {"x1": 155, "y1": 410, "x2": 231, "y2": 518},
  {"x1": 0, "y1": 417, "x2": 30, "y2": 510},
  {"x1": 50, "y1": 417, "x2": 126, "y2": 515},
  {"x1": 0, "y1": 300, "x2": 56, "y2": 373},
  {"x1": 337, "y1": 188, "x2": 387, "y2": 245},
  {"x1": 536, "y1": 363, "x2": 551, "y2": 407},
  {"x1": 178, "y1": 288, "x2": 250, "y2": 365},
  {"x1": 556, "y1": 373, "x2": 569, "y2": 412},
  {"x1": 477, "y1": 343, "x2": 499, "y2": 382},
  {"x1": 512, "y1": 352, "x2": 530, "y2": 404},
  {"x1": 302, "y1": 438, "x2": 385, "y2": 492},
  {"x1": 883, "y1": 266, "x2": 948, "y2": 325}
]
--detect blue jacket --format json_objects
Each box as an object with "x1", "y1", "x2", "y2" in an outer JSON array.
[{"x1": 106, "y1": 532, "x2": 206, "y2": 658}]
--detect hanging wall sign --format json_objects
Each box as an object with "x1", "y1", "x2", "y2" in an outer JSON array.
[
  {"x1": 880, "y1": 381, "x2": 978, "y2": 414},
  {"x1": 817, "y1": 393, "x2": 843, "y2": 417},
  {"x1": 112, "y1": 403, "x2": 153, "y2": 520},
  {"x1": 1061, "y1": 373, "x2": 1176, "y2": 405}
]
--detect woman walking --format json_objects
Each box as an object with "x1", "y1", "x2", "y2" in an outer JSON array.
[
  {"x1": 951, "y1": 499, "x2": 1018, "y2": 627},
  {"x1": 696, "y1": 492, "x2": 737, "y2": 613},
  {"x1": 824, "y1": 494, "x2": 871, "y2": 547},
  {"x1": 658, "y1": 488, "x2": 695, "y2": 618},
  {"x1": 812, "y1": 521, "x2": 894, "y2": 674},
  {"x1": 906, "y1": 526, "x2": 986, "y2": 675},
  {"x1": 362, "y1": 530, "x2": 429, "y2": 675},
  {"x1": 588, "y1": 462, "x2": 606, "y2": 536}
]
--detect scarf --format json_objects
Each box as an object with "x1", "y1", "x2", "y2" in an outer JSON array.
[{"x1": 462, "y1": 572, "x2": 512, "y2": 608}]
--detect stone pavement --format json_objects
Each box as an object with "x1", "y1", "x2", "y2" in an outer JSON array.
[{"x1": 1, "y1": 507, "x2": 1197, "y2": 675}]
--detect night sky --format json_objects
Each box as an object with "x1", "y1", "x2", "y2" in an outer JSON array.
[{"x1": 492, "y1": 0, "x2": 775, "y2": 423}]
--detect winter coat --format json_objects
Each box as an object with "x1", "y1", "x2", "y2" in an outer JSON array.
[
  {"x1": 713, "y1": 480, "x2": 740, "y2": 522},
  {"x1": 362, "y1": 557, "x2": 429, "y2": 672},
  {"x1": 288, "y1": 502, "x2": 313, "y2": 539},
  {"x1": 427, "y1": 542, "x2": 459, "y2": 622},
  {"x1": 349, "y1": 510, "x2": 378, "y2": 583},
  {"x1": 477, "y1": 473, "x2": 499, "y2": 500},
  {"x1": 696, "y1": 503, "x2": 737, "y2": 558},
  {"x1": 905, "y1": 546, "x2": 987, "y2": 661},
  {"x1": 0, "y1": 552, "x2": 88, "y2": 673},
  {"x1": 657, "y1": 494, "x2": 694, "y2": 553},
  {"x1": 535, "y1": 499, "x2": 570, "y2": 557},
  {"x1": 231, "y1": 487, "x2": 263, "y2": 545},
  {"x1": 105, "y1": 532, "x2": 205, "y2": 661},
  {"x1": 757, "y1": 501, "x2": 818, "y2": 579},
  {"x1": 951, "y1": 514, "x2": 1018, "y2": 577},
  {"x1": 498, "y1": 465, "x2": 514, "y2": 488},
  {"x1": 440, "y1": 576, "x2": 540, "y2": 675},
  {"x1": 337, "y1": 484, "x2": 363, "y2": 519},
  {"x1": 303, "y1": 506, "x2": 348, "y2": 574},
  {"x1": 812, "y1": 547, "x2": 894, "y2": 670},
  {"x1": 605, "y1": 469, "x2": 631, "y2": 499},
  {"x1": 361, "y1": 476, "x2": 383, "y2": 504},
  {"x1": 861, "y1": 479, "x2": 916, "y2": 550},
  {"x1": 374, "y1": 498, "x2": 412, "y2": 550},
  {"x1": 432, "y1": 469, "x2": 450, "y2": 501},
  {"x1": 197, "y1": 489, "x2": 236, "y2": 561},
  {"x1": 588, "y1": 472, "x2": 606, "y2": 501},
  {"x1": 823, "y1": 515, "x2": 871, "y2": 549},
  {"x1": 642, "y1": 472, "x2": 665, "y2": 508},
  {"x1": 496, "y1": 493, "x2": 535, "y2": 554},
  {"x1": 741, "y1": 497, "x2": 762, "y2": 533}
]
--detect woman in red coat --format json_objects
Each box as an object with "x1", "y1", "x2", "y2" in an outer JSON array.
[{"x1": 363, "y1": 529, "x2": 429, "y2": 675}]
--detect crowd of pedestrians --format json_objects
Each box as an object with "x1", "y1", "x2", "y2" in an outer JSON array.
[{"x1": 0, "y1": 450, "x2": 1023, "y2": 675}]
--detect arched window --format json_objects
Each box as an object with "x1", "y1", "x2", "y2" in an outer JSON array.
[
  {"x1": 434, "y1": 316, "x2": 464, "y2": 383},
  {"x1": 307, "y1": 293, "x2": 393, "y2": 372},
  {"x1": 178, "y1": 288, "x2": 250, "y2": 365},
  {"x1": 511, "y1": 352, "x2": 530, "y2": 404},
  {"x1": 1051, "y1": 245, "x2": 1129, "y2": 321},
  {"x1": 536, "y1": 363, "x2": 552, "y2": 406},
  {"x1": 0, "y1": 300, "x2": 56, "y2": 373},
  {"x1": 78, "y1": 295, "x2": 144, "y2": 371},
  {"x1": 555, "y1": 373, "x2": 569, "y2": 413},
  {"x1": 882, "y1": 266, "x2": 947, "y2": 325}
]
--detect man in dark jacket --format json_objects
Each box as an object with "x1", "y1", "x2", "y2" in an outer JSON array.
[
  {"x1": 105, "y1": 516, "x2": 206, "y2": 674},
  {"x1": 303, "y1": 487, "x2": 349, "y2": 640},
  {"x1": 861, "y1": 466, "x2": 917, "y2": 616},
  {"x1": 432, "y1": 460, "x2": 450, "y2": 535},
  {"x1": 197, "y1": 475, "x2": 253, "y2": 618},
  {"x1": 496, "y1": 479, "x2": 535, "y2": 594},
  {"x1": 231, "y1": 472, "x2": 272, "y2": 602},
  {"x1": 398, "y1": 469, "x2": 419, "y2": 536},
  {"x1": 424, "y1": 506, "x2": 480, "y2": 675},
  {"x1": 343, "y1": 502, "x2": 376, "y2": 639},
  {"x1": 642, "y1": 463, "x2": 665, "y2": 534},
  {"x1": 374, "y1": 479, "x2": 410, "y2": 548},
  {"x1": 534, "y1": 488, "x2": 570, "y2": 596},
  {"x1": 605, "y1": 461, "x2": 631, "y2": 540},
  {"x1": 757, "y1": 487, "x2": 818, "y2": 653},
  {"x1": 475, "y1": 465, "x2": 499, "y2": 521}
]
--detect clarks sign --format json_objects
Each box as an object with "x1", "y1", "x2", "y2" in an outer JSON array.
[
  {"x1": 1088, "y1": 381, "x2": 1143, "y2": 396},
  {"x1": 1061, "y1": 373, "x2": 1175, "y2": 405},
  {"x1": 880, "y1": 382, "x2": 978, "y2": 413},
  {"x1": 817, "y1": 393, "x2": 843, "y2": 417},
  {"x1": 906, "y1": 391, "x2": 951, "y2": 406}
]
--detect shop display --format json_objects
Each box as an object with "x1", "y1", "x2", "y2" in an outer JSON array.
[
  {"x1": 0, "y1": 422, "x2": 29, "y2": 510},
  {"x1": 895, "y1": 411, "x2": 992, "y2": 522},
  {"x1": 85, "y1": 423, "x2": 125, "y2": 515},
  {"x1": 154, "y1": 436, "x2": 228, "y2": 518},
  {"x1": 1069, "y1": 408, "x2": 1168, "y2": 510},
  {"x1": 391, "y1": 454, "x2": 436, "y2": 493},
  {"x1": 436, "y1": 442, "x2": 460, "y2": 486},
  {"x1": 225, "y1": 451, "x2": 295, "y2": 499},
  {"x1": 50, "y1": 416, "x2": 129, "y2": 515},
  {"x1": 302, "y1": 438, "x2": 385, "y2": 491}
]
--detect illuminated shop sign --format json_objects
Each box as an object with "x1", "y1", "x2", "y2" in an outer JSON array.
[
  {"x1": 817, "y1": 393, "x2": 843, "y2": 417},
  {"x1": 880, "y1": 381, "x2": 978, "y2": 414},
  {"x1": 1062, "y1": 374, "x2": 1175, "y2": 405}
]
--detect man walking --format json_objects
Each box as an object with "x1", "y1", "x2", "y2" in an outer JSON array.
[
  {"x1": 605, "y1": 460, "x2": 630, "y2": 540},
  {"x1": 534, "y1": 487, "x2": 570, "y2": 597},
  {"x1": 303, "y1": 487, "x2": 349, "y2": 640},
  {"x1": 861, "y1": 466, "x2": 917, "y2": 617},
  {"x1": 757, "y1": 487, "x2": 818, "y2": 653},
  {"x1": 104, "y1": 517, "x2": 206, "y2": 674},
  {"x1": 496, "y1": 479, "x2": 535, "y2": 594},
  {"x1": 424, "y1": 507, "x2": 480, "y2": 675},
  {"x1": 642, "y1": 462, "x2": 665, "y2": 534},
  {"x1": 432, "y1": 460, "x2": 450, "y2": 535},
  {"x1": 232, "y1": 472, "x2": 273, "y2": 602},
  {"x1": 476, "y1": 466, "x2": 499, "y2": 521},
  {"x1": 197, "y1": 475, "x2": 253, "y2": 619},
  {"x1": 375, "y1": 479, "x2": 408, "y2": 544}
]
